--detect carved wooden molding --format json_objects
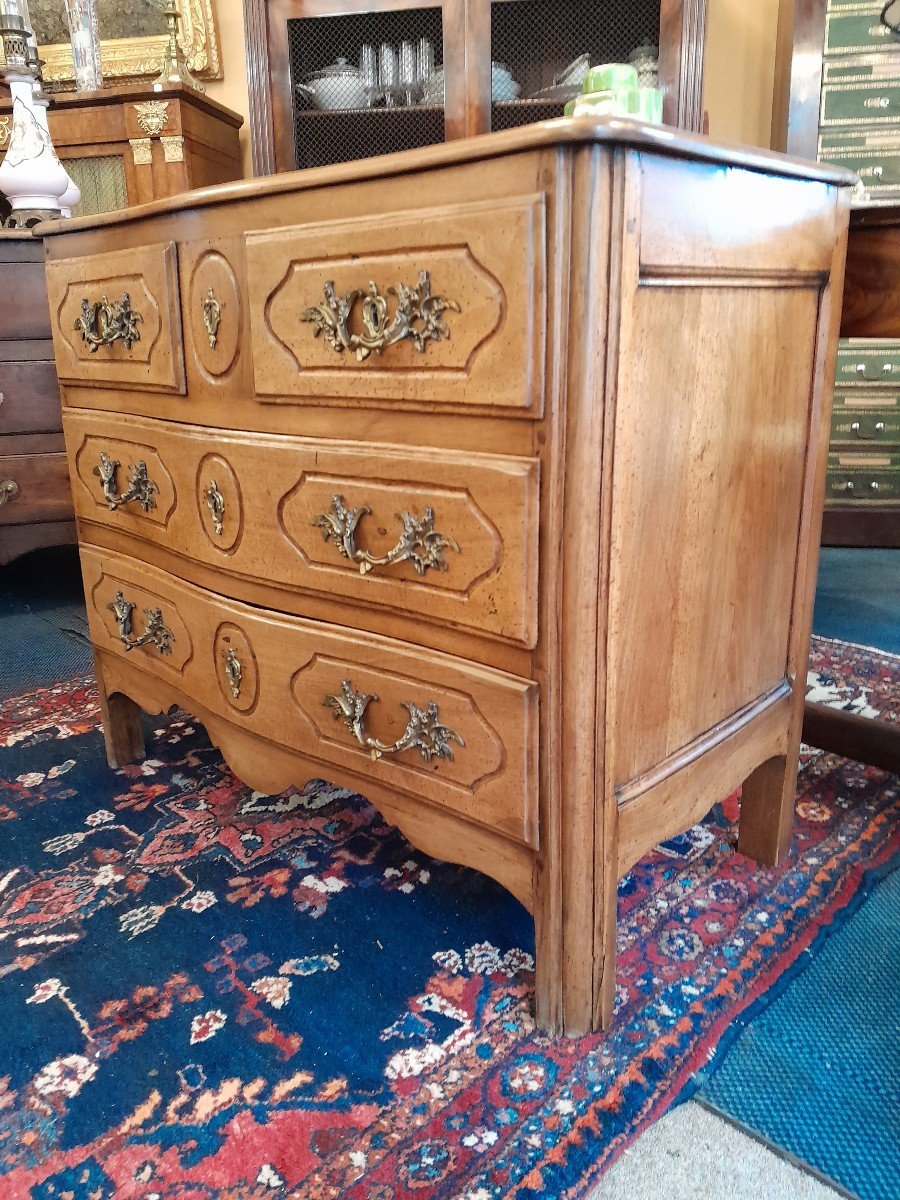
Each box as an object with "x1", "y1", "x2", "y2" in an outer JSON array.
[
  {"x1": 130, "y1": 138, "x2": 153, "y2": 167},
  {"x1": 243, "y1": 0, "x2": 275, "y2": 177},
  {"x1": 161, "y1": 135, "x2": 185, "y2": 164}
]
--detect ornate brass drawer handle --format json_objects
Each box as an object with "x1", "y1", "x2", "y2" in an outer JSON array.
[
  {"x1": 224, "y1": 647, "x2": 242, "y2": 699},
  {"x1": 313, "y1": 494, "x2": 459, "y2": 577},
  {"x1": 75, "y1": 292, "x2": 143, "y2": 352},
  {"x1": 107, "y1": 591, "x2": 173, "y2": 654},
  {"x1": 0, "y1": 478, "x2": 20, "y2": 508},
  {"x1": 324, "y1": 679, "x2": 464, "y2": 764},
  {"x1": 202, "y1": 287, "x2": 221, "y2": 350},
  {"x1": 94, "y1": 450, "x2": 159, "y2": 513},
  {"x1": 204, "y1": 479, "x2": 225, "y2": 536},
  {"x1": 302, "y1": 269, "x2": 460, "y2": 362}
]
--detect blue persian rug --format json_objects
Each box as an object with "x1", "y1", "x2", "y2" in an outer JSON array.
[{"x1": 0, "y1": 637, "x2": 896, "y2": 1199}]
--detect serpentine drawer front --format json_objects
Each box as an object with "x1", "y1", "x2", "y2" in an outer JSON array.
[
  {"x1": 44, "y1": 241, "x2": 185, "y2": 394},
  {"x1": 44, "y1": 121, "x2": 853, "y2": 1036},
  {"x1": 245, "y1": 195, "x2": 546, "y2": 413},
  {"x1": 81, "y1": 546, "x2": 538, "y2": 848},
  {"x1": 65, "y1": 410, "x2": 540, "y2": 647}
]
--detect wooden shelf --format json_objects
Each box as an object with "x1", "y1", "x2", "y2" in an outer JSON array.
[{"x1": 294, "y1": 103, "x2": 445, "y2": 118}]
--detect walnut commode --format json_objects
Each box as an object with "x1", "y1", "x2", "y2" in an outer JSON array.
[{"x1": 42, "y1": 120, "x2": 853, "y2": 1035}]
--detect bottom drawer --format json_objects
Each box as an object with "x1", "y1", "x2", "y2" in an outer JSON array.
[
  {"x1": 825, "y1": 451, "x2": 900, "y2": 504},
  {"x1": 0, "y1": 452, "x2": 73, "y2": 526},
  {"x1": 80, "y1": 545, "x2": 538, "y2": 847}
]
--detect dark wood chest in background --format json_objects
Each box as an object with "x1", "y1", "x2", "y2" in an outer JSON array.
[
  {"x1": 824, "y1": 203, "x2": 900, "y2": 545},
  {"x1": 0, "y1": 232, "x2": 72, "y2": 565},
  {"x1": 0, "y1": 84, "x2": 243, "y2": 215},
  {"x1": 0, "y1": 86, "x2": 243, "y2": 567}
]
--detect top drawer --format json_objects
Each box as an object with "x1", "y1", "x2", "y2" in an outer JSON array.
[
  {"x1": 245, "y1": 195, "x2": 546, "y2": 415},
  {"x1": 45, "y1": 241, "x2": 185, "y2": 395}
]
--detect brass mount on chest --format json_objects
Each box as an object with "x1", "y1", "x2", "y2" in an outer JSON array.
[
  {"x1": 324, "y1": 679, "x2": 464, "y2": 763},
  {"x1": 302, "y1": 269, "x2": 460, "y2": 362},
  {"x1": 313, "y1": 494, "x2": 459, "y2": 577},
  {"x1": 75, "y1": 293, "x2": 143, "y2": 353},
  {"x1": 94, "y1": 451, "x2": 159, "y2": 513}
]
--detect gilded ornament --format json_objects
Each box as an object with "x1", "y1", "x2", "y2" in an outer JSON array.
[
  {"x1": 134, "y1": 100, "x2": 170, "y2": 137},
  {"x1": 202, "y1": 286, "x2": 221, "y2": 349},
  {"x1": 324, "y1": 680, "x2": 464, "y2": 763},
  {"x1": 224, "y1": 647, "x2": 242, "y2": 700},
  {"x1": 75, "y1": 293, "x2": 143, "y2": 352},
  {"x1": 302, "y1": 269, "x2": 460, "y2": 362},
  {"x1": 107, "y1": 591, "x2": 173, "y2": 654},
  {"x1": 313, "y1": 494, "x2": 459, "y2": 577},
  {"x1": 36, "y1": 0, "x2": 221, "y2": 87},
  {"x1": 161, "y1": 135, "x2": 184, "y2": 163},
  {"x1": 204, "y1": 479, "x2": 225, "y2": 536},
  {"x1": 129, "y1": 137, "x2": 153, "y2": 166},
  {"x1": 93, "y1": 450, "x2": 159, "y2": 513}
]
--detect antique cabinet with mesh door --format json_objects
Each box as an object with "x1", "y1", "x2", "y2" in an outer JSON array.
[{"x1": 41, "y1": 120, "x2": 852, "y2": 1034}]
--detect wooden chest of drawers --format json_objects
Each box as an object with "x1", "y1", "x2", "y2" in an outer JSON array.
[
  {"x1": 0, "y1": 232, "x2": 74, "y2": 565},
  {"x1": 42, "y1": 120, "x2": 853, "y2": 1035}
]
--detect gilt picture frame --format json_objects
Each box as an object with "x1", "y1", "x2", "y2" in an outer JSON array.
[{"x1": 26, "y1": 0, "x2": 222, "y2": 88}]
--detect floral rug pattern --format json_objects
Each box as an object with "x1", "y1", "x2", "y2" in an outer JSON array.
[{"x1": 0, "y1": 637, "x2": 896, "y2": 1199}]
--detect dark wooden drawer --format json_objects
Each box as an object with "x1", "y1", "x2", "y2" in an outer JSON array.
[
  {"x1": 0, "y1": 360, "x2": 61, "y2": 436},
  {"x1": 0, "y1": 262, "x2": 52, "y2": 342},
  {"x1": 45, "y1": 241, "x2": 185, "y2": 394},
  {"x1": 0, "y1": 452, "x2": 72, "y2": 526}
]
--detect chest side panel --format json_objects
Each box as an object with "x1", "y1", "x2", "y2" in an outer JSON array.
[{"x1": 608, "y1": 153, "x2": 840, "y2": 789}]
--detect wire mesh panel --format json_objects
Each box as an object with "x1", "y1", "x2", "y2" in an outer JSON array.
[
  {"x1": 287, "y1": 8, "x2": 446, "y2": 171},
  {"x1": 65, "y1": 155, "x2": 128, "y2": 218},
  {"x1": 490, "y1": 0, "x2": 661, "y2": 131}
]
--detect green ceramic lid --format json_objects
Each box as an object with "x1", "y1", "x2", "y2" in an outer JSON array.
[{"x1": 583, "y1": 63, "x2": 639, "y2": 94}]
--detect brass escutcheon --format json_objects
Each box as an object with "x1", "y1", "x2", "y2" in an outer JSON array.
[{"x1": 202, "y1": 286, "x2": 221, "y2": 350}]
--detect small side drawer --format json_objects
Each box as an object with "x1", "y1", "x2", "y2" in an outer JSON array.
[
  {"x1": 45, "y1": 241, "x2": 185, "y2": 395},
  {"x1": 0, "y1": 361, "x2": 61, "y2": 436},
  {"x1": 0, "y1": 452, "x2": 72, "y2": 525},
  {"x1": 825, "y1": 4, "x2": 900, "y2": 56},
  {"x1": 830, "y1": 393, "x2": 899, "y2": 445},
  {"x1": 836, "y1": 340, "x2": 900, "y2": 384},
  {"x1": 81, "y1": 546, "x2": 539, "y2": 847},
  {"x1": 825, "y1": 451, "x2": 900, "y2": 503},
  {"x1": 820, "y1": 76, "x2": 900, "y2": 127}
]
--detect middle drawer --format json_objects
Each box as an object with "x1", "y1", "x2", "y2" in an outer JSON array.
[{"x1": 65, "y1": 410, "x2": 540, "y2": 648}]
